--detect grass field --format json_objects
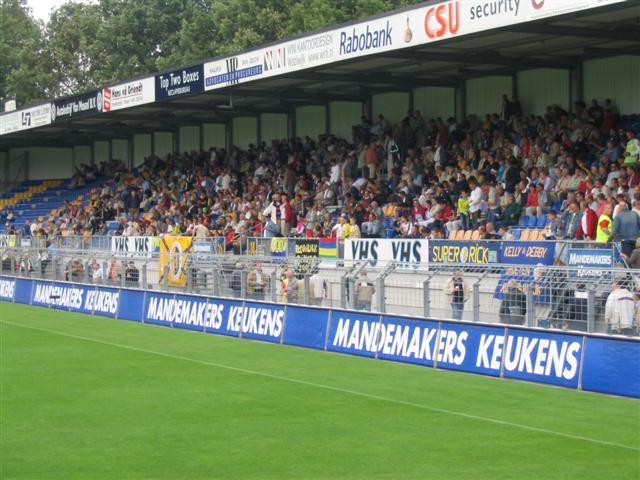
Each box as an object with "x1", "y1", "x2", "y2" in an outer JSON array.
[{"x1": 1, "y1": 302, "x2": 639, "y2": 479}]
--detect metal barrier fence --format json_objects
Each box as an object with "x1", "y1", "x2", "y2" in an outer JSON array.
[
  {"x1": 3, "y1": 234, "x2": 628, "y2": 265},
  {"x1": 2, "y1": 246, "x2": 638, "y2": 337}
]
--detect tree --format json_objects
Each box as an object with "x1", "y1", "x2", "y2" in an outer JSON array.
[
  {"x1": 1, "y1": 0, "x2": 417, "y2": 108},
  {"x1": 0, "y1": 0, "x2": 53, "y2": 105}
]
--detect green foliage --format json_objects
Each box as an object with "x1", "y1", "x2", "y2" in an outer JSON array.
[{"x1": 0, "y1": 0, "x2": 415, "y2": 107}]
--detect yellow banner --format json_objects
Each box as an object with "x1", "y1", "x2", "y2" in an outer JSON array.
[{"x1": 159, "y1": 236, "x2": 193, "y2": 287}]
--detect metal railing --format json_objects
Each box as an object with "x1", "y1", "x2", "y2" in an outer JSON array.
[{"x1": 2, "y1": 246, "x2": 638, "y2": 337}]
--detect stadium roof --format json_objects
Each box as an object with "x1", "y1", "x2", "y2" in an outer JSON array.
[{"x1": 1, "y1": 0, "x2": 638, "y2": 149}]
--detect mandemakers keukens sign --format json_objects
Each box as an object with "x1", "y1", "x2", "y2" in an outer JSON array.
[{"x1": 51, "y1": 90, "x2": 103, "y2": 122}]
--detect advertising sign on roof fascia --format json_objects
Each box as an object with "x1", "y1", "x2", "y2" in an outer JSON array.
[
  {"x1": 0, "y1": 103, "x2": 51, "y2": 135},
  {"x1": 102, "y1": 77, "x2": 155, "y2": 112},
  {"x1": 155, "y1": 64, "x2": 204, "y2": 101},
  {"x1": 51, "y1": 90, "x2": 102, "y2": 123},
  {"x1": 204, "y1": 0, "x2": 627, "y2": 90}
]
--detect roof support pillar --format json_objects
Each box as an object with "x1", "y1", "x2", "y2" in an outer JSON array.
[
  {"x1": 512, "y1": 73, "x2": 519, "y2": 104},
  {"x1": 325, "y1": 102, "x2": 331, "y2": 135},
  {"x1": 200, "y1": 124, "x2": 205, "y2": 153},
  {"x1": 570, "y1": 62, "x2": 584, "y2": 113},
  {"x1": 226, "y1": 119, "x2": 233, "y2": 152},
  {"x1": 128, "y1": 136, "x2": 134, "y2": 171},
  {"x1": 288, "y1": 109, "x2": 296, "y2": 139},
  {"x1": 256, "y1": 114, "x2": 262, "y2": 145},
  {"x1": 455, "y1": 80, "x2": 466, "y2": 121}
]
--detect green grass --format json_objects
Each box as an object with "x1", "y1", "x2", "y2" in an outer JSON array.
[{"x1": 1, "y1": 302, "x2": 639, "y2": 480}]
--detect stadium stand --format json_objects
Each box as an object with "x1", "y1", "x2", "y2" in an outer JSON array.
[{"x1": 3, "y1": 103, "x2": 638, "y2": 254}]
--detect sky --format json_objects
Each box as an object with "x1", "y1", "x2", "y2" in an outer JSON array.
[{"x1": 26, "y1": 0, "x2": 94, "y2": 23}]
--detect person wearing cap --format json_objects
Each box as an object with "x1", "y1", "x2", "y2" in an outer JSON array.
[{"x1": 229, "y1": 263, "x2": 243, "y2": 298}]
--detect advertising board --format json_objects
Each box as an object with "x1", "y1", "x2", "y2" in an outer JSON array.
[
  {"x1": 3, "y1": 276, "x2": 637, "y2": 398},
  {"x1": 102, "y1": 77, "x2": 155, "y2": 112}
]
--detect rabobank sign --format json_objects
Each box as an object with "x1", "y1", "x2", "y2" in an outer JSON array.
[{"x1": 339, "y1": 20, "x2": 393, "y2": 55}]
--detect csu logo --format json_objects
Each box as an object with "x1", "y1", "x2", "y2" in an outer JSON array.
[
  {"x1": 50, "y1": 103, "x2": 57, "y2": 122},
  {"x1": 96, "y1": 91, "x2": 103, "y2": 112},
  {"x1": 424, "y1": 1, "x2": 460, "y2": 39},
  {"x1": 531, "y1": 0, "x2": 544, "y2": 9},
  {"x1": 21, "y1": 111, "x2": 31, "y2": 126}
]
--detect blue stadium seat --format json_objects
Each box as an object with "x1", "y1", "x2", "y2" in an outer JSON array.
[
  {"x1": 527, "y1": 215, "x2": 537, "y2": 228},
  {"x1": 512, "y1": 229, "x2": 522, "y2": 240},
  {"x1": 385, "y1": 228, "x2": 396, "y2": 238},
  {"x1": 536, "y1": 215, "x2": 548, "y2": 229},
  {"x1": 383, "y1": 218, "x2": 393, "y2": 229},
  {"x1": 552, "y1": 201, "x2": 562, "y2": 213},
  {"x1": 518, "y1": 215, "x2": 528, "y2": 228}
]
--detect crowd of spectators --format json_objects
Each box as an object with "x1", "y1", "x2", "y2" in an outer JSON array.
[{"x1": 6, "y1": 97, "x2": 640, "y2": 257}]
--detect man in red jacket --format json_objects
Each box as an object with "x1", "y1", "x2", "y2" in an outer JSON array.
[{"x1": 576, "y1": 200, "x2": 598, "y2": 240}]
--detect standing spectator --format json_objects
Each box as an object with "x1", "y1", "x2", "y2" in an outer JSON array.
[
  {"x1": 468, "y1": 179, "x2": 482, "y2": 227},
  {"x1": 124, "y1": 261, "x2": 140, "y2": 287},
  {"x1": 310, "y1": 268, "x2": 327, "y2": 306},
  {"x1": 561, "y1": 201, "x2": 581, "y2": 239},
  {"x1": 499, "y1": 281, "x2": 527, "y2": 325},
  {"x1": 624, "y1": 130, "x2": 639, "y2": 166},
  {"x1": 576, "y1": 201, "x2": 598, "y2": 240},
  {"x1": 229, "y1": 263, "x2": 243, "y2": 298},
  {"x1": 605, "y1": 279, "x2": 635, "y2": 335},
  {"x1": 444, "y1": 270, "x2": 470, "y2": 320},
  {"x1": 456, "y1": 190, "x2": 470, "y2": 231},
  {"x1": 282, "y1": 268, "x2": 298, "y2": 303},
  {"x1": 247, "y1": 262, "x2": 267, "y2": 301},
  {"x1": 611, "y1": 201, "x2": 640, "y2": 256},
  {"x1": 596, "y1": 203, "x2": 614, "y2": 243},
  {"x1": 355, "y1": 271, "x2": 375, "y2": 311}
]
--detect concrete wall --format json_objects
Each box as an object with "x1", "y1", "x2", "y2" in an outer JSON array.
[
  {"x1": 260, "y1": 113, "x2": 288, "y2": 144},
  {"x1": 133, "y1": 134, "x2": 151, "y2": 167},
  {"x1": 372, "y1": 92, "x2": 409, "y2": 124},
  {"x1": 466, "y1": 76, "x2": 512, "y2": 118},
  {"x1": 203, "y1": 123, "x2": 226, "y2": 150},
  {"x1": 232, "y1": 117, "x2": 258, "y2": 149},
  {"x1": 584, "y1": 55, "x2": 640, "y2": 115},
  {"x1": 73, "y1": 145, "x2": 91, "y2": 168},
  {"x1": 329, "y1": 101, "x2": 362, "y2": 142},
  {"x1": 94, "y1": 141, "x2": 109, "y2": 164},
  {"x1": 296, "y1": 105, "x2": 326, "y2": 138},
  {"x1": 26, "y1": 148, "x2": 73, "y2": 180},
  {"x1": 112, "y1": 139, "x2": 128, "y2": 164},
  {"x1": 179, "y1": 126, "x2": 200, "y2": 153},
  {"x1": 153, "y1": 132, "x2": 173, "y2": 158},
  {"x1": 517, "y1": 69, "x2": 570, "y2": 116},
  {"x1": 413, "y1": 86, "x2": 455, "y2": 120}
]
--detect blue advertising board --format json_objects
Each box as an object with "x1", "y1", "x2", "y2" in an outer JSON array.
[
  {"x1": 501, "y1": 329, "x2": 583, "y2": 388},
  {"x1": 0, "y1": 277, "x2": 16, "y2": 302},
  {"x1": 566, "y1": 248, "x2": 613, "y2": 280},
  {"x1": 499, "y1": 241, "x2": 555, "y2": 265},
  {"x1": 155, "y1": 65, "x2": 204, "y2": 100},
  {"x1": 2, "y1": 276, "x2": 638, "y2": 398},
  {"x1": 581, "y1": 337, "x2": 640, "y2": 398},
  {"x1": 436, "y1": 321, "x2": 505, "y2": 376},
  {"x1": 377, "y1": 316, "x2": 440, "y2": 367},
  {"x1": 430, "y1": 241, "x2": 500, "y2": 264},
  {"x1": 326, "y1": 310, "x2": 382, "y2": 358},
  {"x1": 118, "y1": 289, "x2": 143, "y2": 322},
  {"x1": 14, "y1": 278, "x2": 31, "y2": 304},
  {"x1": 235, "y1": 301, "x2": 285, "y2": 343},
  {"x1": 283, "y1": 306, "x2": 329, "y2": 350}
]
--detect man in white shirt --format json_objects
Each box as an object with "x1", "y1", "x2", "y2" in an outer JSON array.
[
  {"x1": 309, "y1": 269, "x2": 327, "y2": 306},
  {"x1": 605, "y1": 279, "x2": 636, "y2": 335},
  {"x1": 468, "y1": 179, "x2": 482, "y2": 228}
]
